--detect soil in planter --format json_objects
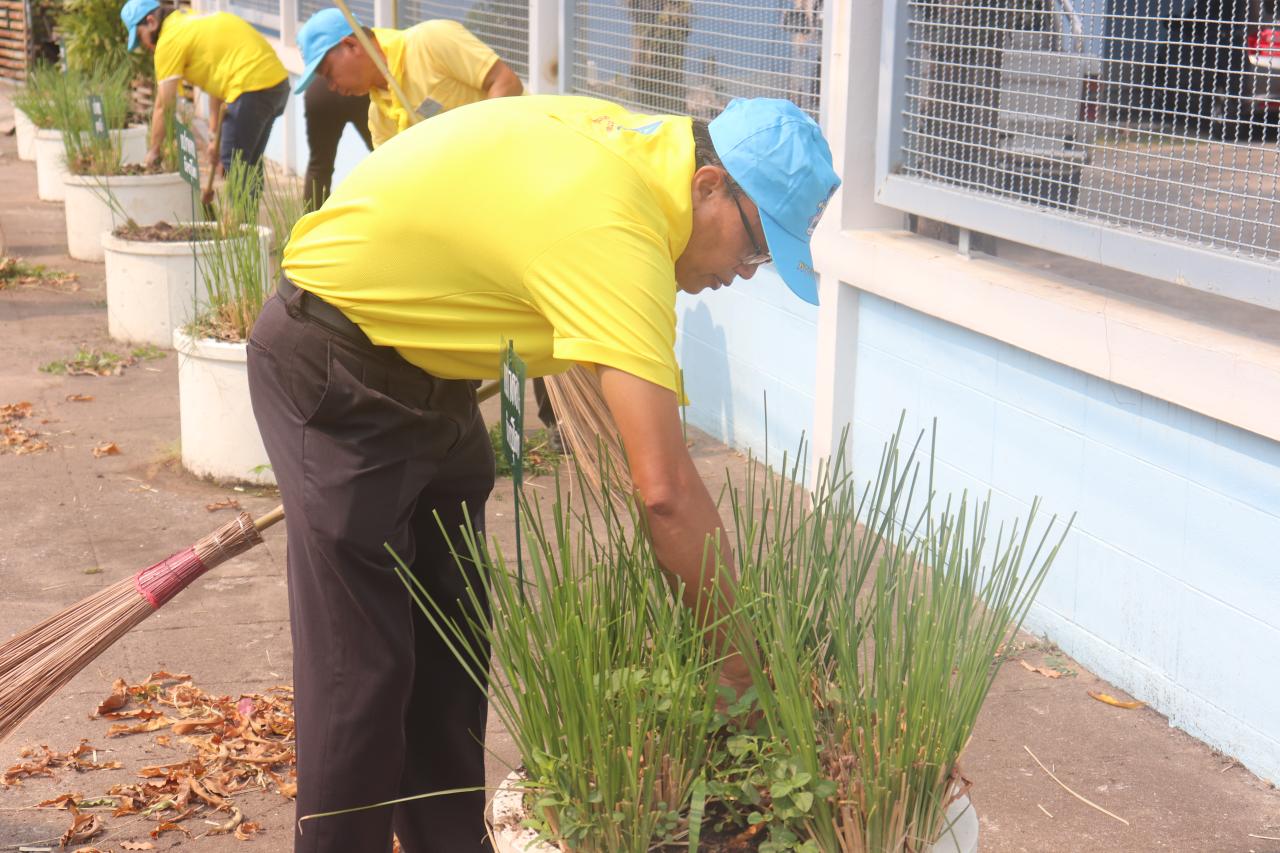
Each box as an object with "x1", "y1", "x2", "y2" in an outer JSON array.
[
  {"x1": 69, "y1": 157, "x2": 173, "y2": 177},
  {"x1": 113, "y1": 221, "x2": 222, "y2": 242}
]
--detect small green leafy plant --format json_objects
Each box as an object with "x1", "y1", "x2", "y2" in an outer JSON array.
[{"x1": 40, "y1": 347, "x2": 136, "y2": 376}]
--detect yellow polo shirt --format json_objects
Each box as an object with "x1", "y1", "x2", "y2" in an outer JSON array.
[
  {"x1": 283, "y1": 95, "x2": 692, "y2": 392},
  {"x1": 367, "y1": 20, "x2": 501, "y2": 147},
  {"x1": 154, "y1": 11, "x2": 287, "y2": 104}
]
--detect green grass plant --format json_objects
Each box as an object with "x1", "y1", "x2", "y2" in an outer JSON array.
[
  {"x1": 13, "y1": 64, "x2": 62, "y2": 129},
  {"x1": 51, "y1": 64, "x2": 137, "y2": 176},
  {"x1": 406, "y1": 421, "x2": 1070, "y2": 851},
  {"x1": 193, "y1": 156, "x2": 270, "y2": 342},
  {"x1": 400, "y1": 473, "x2": 727, "y2": 852}
]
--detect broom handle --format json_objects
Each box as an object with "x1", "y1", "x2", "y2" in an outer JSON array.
[
  {"x1": 333, "y1": 0, "x2": 420, "y2": 128},
  {"x1": 255, "y1": 504, "x2": 286, "y2": 532}
]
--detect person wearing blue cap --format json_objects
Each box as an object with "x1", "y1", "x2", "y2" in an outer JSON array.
[
  {"x1": 121, "y1": 0, "x2": 289, "y2": 199},
  {"x1": 246, "y1": 94, "x2": 838, "y2": 852},
  {"x1": 293, "y1": 8, "x2": 522, "y2": 149}
]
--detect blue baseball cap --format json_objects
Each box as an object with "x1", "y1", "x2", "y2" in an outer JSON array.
[
  {"x1": 709, "y1": 98, "x2": 840, "y2": 305},
  {"x1": 295, "y1": 8, "x2": 357, "y2": 94},
  {"x1": 121, "y1": 0, "x2": 160, "y2": 51}
]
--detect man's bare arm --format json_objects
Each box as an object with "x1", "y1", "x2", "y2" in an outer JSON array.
[
  {"x1": 481, "y1": 60, "x2": 523, "y2": 99},
  {"x1": 145, "y1": 78, "x2": 181, "y2": 167}
]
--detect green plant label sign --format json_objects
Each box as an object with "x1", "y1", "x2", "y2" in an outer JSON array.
[
  {"x1": 87, "y1": 95, "x2": 108, "y2": 139},
  {"x1": 175, "y1": 121, "x2": 200, "y2": 189},
  {"x1": 500, "y1": 342, "x2": 526, "y2": 489}
]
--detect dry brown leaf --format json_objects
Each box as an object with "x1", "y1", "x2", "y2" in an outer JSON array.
[
  {"x1": 206, "y1": 805, "x2": 243, "y2": 836},
  {"x1": 171, "y1": 713, "x2": 223, "y2": 735},
  {"x1": 37, "y1": 792, "x2": 80, "y2": 809},
  {"x1": 92, "y1": 441, "x2": 121, "y2": 458},
  {"x1": 121, "y1": 842, "x2": 156, "y2": 850},
  {"x1": 149, "y1": 820, "x2": 192, "y2": 839},
  {"x1": 205, "y1": 497, "x2": 242, "y2": 512},
  {"x1": 107, "y1": 717, "x2": 172, "y2": 737},
  {"x1": 96, "y1": 678, "x2": 130, "y2": 716},
  {"x1": 61, "y1": 810, "x2": 104, "y2": 846},
  {"x1": 1088, "y1": 691, "x2": 1145, "y2": 710},
  {"x1": 66, "y1": 394, "x2": 95, "y2": 402},
  {"x1": 234, "y1": 819, "x2": 261, "y2": 840},
  {"x1": 1019, "y1": 659, "x2": 1062, "y2": 679}
]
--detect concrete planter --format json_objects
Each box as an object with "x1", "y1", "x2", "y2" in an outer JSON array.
[
  {"x1": 173, "y1": 329, "x2": 274, "y2": 486},
  {"x1": 102, "y1": 223, "x2": 269, "y2": 349},
  {"x1": 33, "y1": 125, "x2": 147, "y2": 202},
  {"x1": 63, "y1": 171, "x2": 194, "y2": 262},
  {"x1": 14, "y1": 107, "x2": 36, "y2": 161},
  {"x1": 490, "y1": 771, "x2": 979, "y2": 853},
  {"x1": 102, "y1": 227, "x2": 213, "y2": 348}
]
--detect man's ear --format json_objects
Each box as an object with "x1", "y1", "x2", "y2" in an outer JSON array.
[{"x1": 691, "y1": 165, "x2": 727, "y2": 203}]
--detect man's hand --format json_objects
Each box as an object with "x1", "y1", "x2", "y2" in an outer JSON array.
[{"x1": 142, "y1": 146, "x2": 162, "y2": 169}]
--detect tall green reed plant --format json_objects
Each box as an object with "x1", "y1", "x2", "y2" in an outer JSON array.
[
  {"x1": 50, "y1": 64, "x2": 134, "y2": 175},
  {"x1": 728, "y1": 425, "x2": 1070, "y2": 852},
  {"x1": 403, "y1": 472, "x2": 728, "y2": 852},
  {"x1": 262, "y1": 174, "x2": 308, "y2": 274},
  {"x1": 410, "y1": 421, "x2": 1069, "y2": 851},
  {"x1": 193, "y1": 156, "x2": 269, "y2": 342},
  {"x1": 13, "y1": 64, "x2": 62, "y2": 129}
]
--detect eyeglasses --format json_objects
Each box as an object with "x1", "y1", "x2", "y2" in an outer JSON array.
[{"x1": 730, "y1": 191, "x2": 772, "y2": 266}]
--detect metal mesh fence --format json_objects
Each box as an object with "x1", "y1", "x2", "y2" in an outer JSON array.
[
  {"x1": 567, "y1": 0, "x2": 823, "y2": 120},
  {"x1": 297, "y1": 0, "x2": 375, "y2": 27},
  {"x1": 397, "y1": 0, "x2": 529, "y2": 81},
  {"x1": 230, "y1": 0, "x2": 282, "y2": 21},
  {"x1": 897, "y1": 0, "x2": 1280, "y2": 263}
]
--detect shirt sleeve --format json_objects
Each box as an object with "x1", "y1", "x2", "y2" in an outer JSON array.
[
  {"x1": 153, "y1": 37, "x2": 184, "y2": 84},
  {"x1": 523, "y1": 223, "x2": 681, "y2": 393},
  {"x1": 418, "y1": 20, "x2": 500, "y2": 92}
]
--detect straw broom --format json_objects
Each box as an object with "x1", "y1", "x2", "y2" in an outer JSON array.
[{"x1": 0, "y1": 506, "x2": 283, "y2": 744}]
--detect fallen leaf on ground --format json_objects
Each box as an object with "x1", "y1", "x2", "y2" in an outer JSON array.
[
  {"x1": 1019, "y1": 659, "x2": 1062, "y2": 679},
  {"x1": 205, "y1": 497, "x2": 242, "y2": 512},
  {"x1": 60, "y1": 810, "x2": 104, "y2": 846},
  {"x1": 121, "y1": 842, "x2": 156, "y2": 850},
  {"x1": 66, "y1": 394, "x2": 95, "y2": 402},
  {"x1": 1088, "y1": 691, "x2": 1144, "y2": 710},
  {"x1": 96, "y1": 679, "x2": 130, "y2": 716},
  {"x1": 92, "y1": 442, "x2": 121, "y2": 458}
]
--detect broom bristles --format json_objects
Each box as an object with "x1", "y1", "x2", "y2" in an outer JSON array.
[
  {"x1": 544, "y1": 365, "x2": 634, "y2": 496},
  {"x1": 0, "y1": 511, "x2": 270, "y2": 744}
]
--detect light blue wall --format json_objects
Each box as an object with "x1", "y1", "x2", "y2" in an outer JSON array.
[
  {"x1": 676, "y1": 265, "x2": 818, "y2": 470},
  {"x1": 849, "y1": 291, "x2": 1280, "y2": 784}
]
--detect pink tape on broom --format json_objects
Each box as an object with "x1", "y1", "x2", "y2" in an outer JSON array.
[{"x1": 133, "y1": 512, "x2": 262, "y2": 608}]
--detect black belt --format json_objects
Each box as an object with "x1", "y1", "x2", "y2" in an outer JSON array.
[{"x1": 277, "y1": 275, "x2": 372, "y2": 348}]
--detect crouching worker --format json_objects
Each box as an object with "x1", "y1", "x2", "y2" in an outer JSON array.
[
  {"x1": 121, "y1": 0, "x2": 289, "y2": 200},
  {"x1": 246, "y1": 95, "x2": 838, "y2": 852}
]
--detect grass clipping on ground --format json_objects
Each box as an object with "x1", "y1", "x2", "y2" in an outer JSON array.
[
  {"x1": 3, "y1": 671, "x2": 296, "y2": 846},
  {"x1": 0, "y1": 257, "x2": 77, "y2": 291}
]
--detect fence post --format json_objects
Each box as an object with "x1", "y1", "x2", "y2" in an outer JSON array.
[
  {"x1": 811, "y1": 0, "x2": 901, "y2": 482},
  {"x1": 528, "y1": 0, "x2": 560, "y2": 95}
]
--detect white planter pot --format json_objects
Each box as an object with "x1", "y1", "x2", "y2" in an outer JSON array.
[
  {"x1": 14, "y1": 107, "x2": 36, "y2": 161},
  {"x1": 173, "y1": 329, "x2": 274, "y2": 486},
  {"x1": 103, "y1": 228, "x2": 212, "y2": 349},
  {"x1": 33, "y1": 125, "x2": 148, "y2": 202},
  {"x1": 490, "y1": 771, "x2": 978, "y2": 853},
  {"x1": 63, "y1": 172, "x2": 195, "y2": 262}
]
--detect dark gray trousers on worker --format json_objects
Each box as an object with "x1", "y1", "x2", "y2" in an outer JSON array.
[{"x1": 247, "y1": 280, "x2": 495, "y2": 853}]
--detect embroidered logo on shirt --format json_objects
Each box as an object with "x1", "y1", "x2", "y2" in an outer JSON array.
[{"x1": 417, "y1": 98, "x2": 443, "y2": 120}]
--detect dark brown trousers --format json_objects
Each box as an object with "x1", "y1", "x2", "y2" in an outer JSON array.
[{"x1": 247, "y1": 284, "x2": 495, "y2": 853}]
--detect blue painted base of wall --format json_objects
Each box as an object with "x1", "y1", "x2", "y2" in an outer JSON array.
[
  {"x1": 848, "y1": 292, "x2": 1280, "y2": 784},
  {"x1": 676, "y1": 265, "x2": 818, "y2": 471}
]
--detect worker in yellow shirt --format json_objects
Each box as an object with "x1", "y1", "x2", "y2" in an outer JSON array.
[
  {"x1": 121, "y1": 0, "x2": 289, "y2": 196},
  {"x1": 292, "y1": 8, "x2": 522, "y2": 149},
  {"x1": 246, "y1": 94, "x2": 838, "y2": 852}
]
